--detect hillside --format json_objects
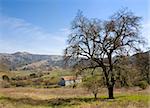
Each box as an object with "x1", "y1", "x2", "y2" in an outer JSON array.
[
  {"x1": 0, "y1": 51, "x2": 149, "y2": 71},
  {"x1": 0, "y1": 52, "x2": 63, "y2": 71}
]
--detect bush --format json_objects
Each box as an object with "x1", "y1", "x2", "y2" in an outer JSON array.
[
  {"x1": 82, "y1": 75, "x2": 103, "y2": 99},
  {"x1": 138, "y1": 81, "x2": 148, "y2": 89},
  {"x1": 2, "y1": 75, "x2": 9, "y2": 82},
  {"x1": 29, "y1": 73, "x2": 38, "y2": 78},
  {"x1": 50, "y1": 76, "x2": 60, "y2": 85}
]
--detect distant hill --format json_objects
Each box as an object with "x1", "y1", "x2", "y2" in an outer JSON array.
[
  {"x1": 0, "y1": 51, "x2": 149, "y2": 72},
  {"x1": 0, "y1": 52, "x2": 63, "y2": 71}
]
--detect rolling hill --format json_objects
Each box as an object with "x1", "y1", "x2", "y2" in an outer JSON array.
[
  {"x1": 0, "y1": 52, "x2": 64, "y2": 71},
  {"x1": 0, "y1": 50, "x2": 149, "y2": 71}
]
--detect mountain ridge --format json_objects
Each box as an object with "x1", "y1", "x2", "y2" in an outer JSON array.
[
  {"x1": 0, "y1": 51, "x2": 149, "y2": 72},
  {"x1": 0, "y1": 52, "x2": 64, "y2": 71}
]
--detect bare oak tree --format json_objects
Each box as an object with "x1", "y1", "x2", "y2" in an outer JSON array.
[{"x1": 64, "y1": 9, "x2": 144, "y2": 99}]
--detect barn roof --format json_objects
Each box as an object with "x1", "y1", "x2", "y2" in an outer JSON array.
[{"x1": 62, "y1": 76, "x2": 77, "y2": 81}]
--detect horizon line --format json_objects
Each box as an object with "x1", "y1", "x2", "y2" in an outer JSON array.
[{"x1": 0, "y1": 51, "x2": 64, "y2": 56}]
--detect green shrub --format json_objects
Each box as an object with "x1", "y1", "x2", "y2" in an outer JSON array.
[
  {"x1": 82, "y1": 75, "x2": 103, "y2": 99},
  {"x1": 50, "y1": 76, "x2": 60, "y2": 85},
  {"x1": 138, "y1": 81, "x2": 148, "y2": 89}
]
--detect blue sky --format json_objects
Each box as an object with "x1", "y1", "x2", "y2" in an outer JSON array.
[{"x1": 0, "y1": 0, "x2": 150, "y2": 55}]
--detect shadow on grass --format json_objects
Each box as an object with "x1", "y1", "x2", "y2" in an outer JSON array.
[{"x1": 0, "y1": 96, "x2": 114, "y2": 107}]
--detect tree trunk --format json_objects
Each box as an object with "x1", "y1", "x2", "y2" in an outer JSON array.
[
  {"x1": 108, "y1": 86, "x2": 114, "y2": 99},
  {"x1": 146, "y1": 73, "x2": 150, "y2": 84},
  {"x1": 94, "y1": 93, "x2": 97, "y2": 100}
]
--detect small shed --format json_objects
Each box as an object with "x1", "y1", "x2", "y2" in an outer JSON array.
[{"x1": 59, "y1": 76, "x2": 82, "y2": 86}]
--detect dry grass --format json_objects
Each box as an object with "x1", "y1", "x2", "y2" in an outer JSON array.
[
  {"x1": 0, "y1": 87, "x2": 90, "y2": 100},
  {"x1": 0, "y1": 87, "x2": 149, "y2": 108}
]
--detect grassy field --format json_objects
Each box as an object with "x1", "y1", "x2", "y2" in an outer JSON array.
[
  {"x1": 0, "y1": 87, "x2": 149, "y2": 108},
  {"x1": 0, "y1": 69, "x2": 74, "y2": 79},
  {"x1": 0, "y1": 69, "x2": 75, "y2": 88},
  {"x1": 0, "y1": 70, "x2": 150, "y2": 108}
]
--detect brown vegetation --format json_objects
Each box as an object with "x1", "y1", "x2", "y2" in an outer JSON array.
[{"x1": 0, "y1": 87, "x2": 149, "y2": 108}]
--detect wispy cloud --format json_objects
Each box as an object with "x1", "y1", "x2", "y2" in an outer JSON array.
[
  {"x1": 0, "y1": 15, "x2": 69, "y2": 55},
  {"x1": 0, "y1": 15, "x2": 149, "y2": 55}
]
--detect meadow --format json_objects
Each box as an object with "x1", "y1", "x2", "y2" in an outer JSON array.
[
  {"x1": 0, "y1": 70, "x2": 150, "y2": 108},
  {"x1": 0, "y1": 87, "x2": 149, "y2": 108}
]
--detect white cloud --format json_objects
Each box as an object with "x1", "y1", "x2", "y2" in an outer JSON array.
[
  {"x1": 2, "y1": 15, "x2": 148, "y2": 55},
  {"x1": 0, "y1": 15, "x2": 69, "y2": 55}
]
